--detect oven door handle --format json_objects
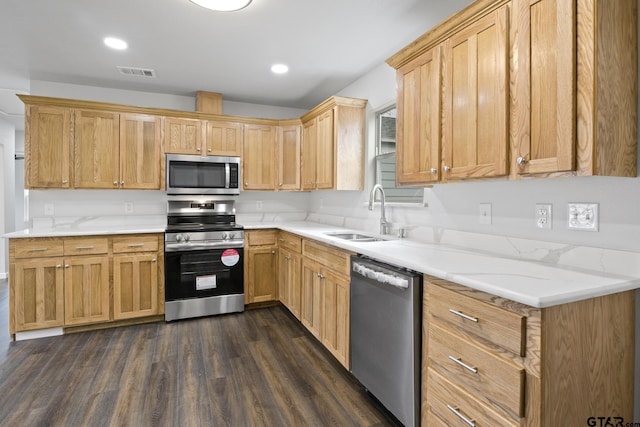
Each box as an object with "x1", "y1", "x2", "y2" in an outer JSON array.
[{"x1": 165, "y1": 242, "x2": 244, "y2": 252}]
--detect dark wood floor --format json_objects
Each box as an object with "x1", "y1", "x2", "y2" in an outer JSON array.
[{"x1": 0, "y1": 281, "x2": 398, "y2": 427}]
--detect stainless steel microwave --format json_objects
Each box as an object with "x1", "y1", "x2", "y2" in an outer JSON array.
[{"x1": 166, "y1": 154, "x2": 241, "y2": 195}]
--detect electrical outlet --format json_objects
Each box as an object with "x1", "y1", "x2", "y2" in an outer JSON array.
[
  {"x1": 479, "y1": 203, "x2": 492, "y2": 225},
  {"x1": 124, "y1": 202, "x2": 134, "y2": 214},
  {"x1": 535, "y1": 204, "x2": 552, "y2": 229},
  {"x1": 568, "y1": 203, "x2": 599, "y2": 231},
  {"x1": 256, "y1": 201, "x2": 263, "y2": 211},
  {"x1": 44, "y1": 204, "x2": 54, "y2": 216}
]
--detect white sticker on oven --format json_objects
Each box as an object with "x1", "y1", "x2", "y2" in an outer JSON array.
[
  {"x1": 196, "y1": 275, "x2": 217, "y2": 290},
  {"x1": 221, "y1": 249, "x2": 240, "y2": 266}
]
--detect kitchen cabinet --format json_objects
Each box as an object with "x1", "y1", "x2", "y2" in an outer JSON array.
[
  {"x1": 243, "y1": 124, "x2": 276, "y2": 190},
  {"x1": 396, "y1": 46, "x2": 441, "y2": 185},
  {"x1": 164, "y1": 116, "x2": 204, "y2": 155},
  {"x1": 8, "y1": 233, "x2": 165, "y2": 336},
  {"x1": 25, "y1": 105, "x2": 72, "y2": 188},
  {"x1": 441, "y1": 5, "x2": 508, "y2": 181},
  {"x1": 73, "y1": 110, "x2": 120, "y2": 189},
  {"x1": 276, "y1": 122, "x2": 302, "y2": 191},
  {"x1": 112, "y1": 235, "x2": 161, "y2": 320},
  {"x1": 277, "y1": 231, "x2": 303, "y2": 318},
  {"x1": 206, "y1": 119, "x2": 243, "y2": 156},
  {"x1": 301, "y1": 239, "x2": 353, "y2": 368},
  {"x1": 300, "y1": 97, "x2": 367, "y2": 191},
  {"x1": 511, "y1": 0, "x2": 637, "y2": 178},
  {"x1": 423, "y1": 280, "x2": 634, "y2": 426},
  {"x1": 120, "y1": 114, "x2": 162, "y2": 189},
  {"x1": 245, "y1": 230, "x2": 278, "y2": 303}
]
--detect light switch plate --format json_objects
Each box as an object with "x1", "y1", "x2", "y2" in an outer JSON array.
[
  {"x1": 568, "y1": 203, "x2": 598, "y2": 231},
  {"x1": 479, "y1": 203, "x2": 492, "y2": 225},
  {"x1": 535, "y1": 204, "x2": 552, "y2": 229}
]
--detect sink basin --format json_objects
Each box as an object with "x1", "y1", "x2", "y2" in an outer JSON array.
[{"x1": 323, "y1": 232, "x2": 384, "y2": 242}]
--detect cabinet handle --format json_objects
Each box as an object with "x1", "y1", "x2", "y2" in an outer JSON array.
[
  {"x1": 319, "y1": 273, "x2": 324, "y2": 279},
  {"x1": 152, "y1": 259, "x2": 157, "y2": 263},
  {"x1": 27, "y1": 248, "x2": 48, "y2": 252},
  {"x1": 429, "y1": 168, "x2": 437, "y2": 174},
  {"x1": 279, "y1": 238, "x2": 285, "y2": 242},
  {"x1": 516, "y1": 156, "x2": 527, "y2": 166},
  {"x1": 197, "y1": 147, "x2": 201, "y2": 151},
  {"x1": 64, "y1": 264, "x2": 70, "y2": 269},
  {"x1": 56, "y1": 264, "x2": 62, "y2": 269},
  {"x1": 448, "y1": 309, "x2": 478, "y2": 323},
  {"x1": 120, "y1": 180, "x2": 125, "y2": 186},
  {"x1": 207, "y1": 148, "x2": 212, "y2": 152},
  {"x1": 113, "y1": 180, "x2": 118, "y2": 186},
  {"x1": 443, "y1": 165, "x2": 451, "y2": 173},
  {"x1": 75, "y1": 246, "x2": 94, "y2": 250},
  {"x1": 245, "y1": 182, "x2": 249, "y2": 186},
  {"x1": 279, "y1": 182, "x2": 283, "y2": 187},
  {"x1": 127, "y1": 243, "x2": 145, "y2": 247},
  {"x1": 448, "y1": 356, "x2": 478, "y2": 374},
  {"x1": 62, "y1": 179, "x2": 69, "y2": 184},
  {"x1": 446, "y1": 405, "x2": 476, "y2": 427}
]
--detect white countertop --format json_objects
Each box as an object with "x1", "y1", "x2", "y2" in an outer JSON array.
[
  {"x1": 242, "y1": 221, "x2": 640, "y2": 308},
  {"x1": 3, "y1": 224, "x2": 165, "y2": 238}
]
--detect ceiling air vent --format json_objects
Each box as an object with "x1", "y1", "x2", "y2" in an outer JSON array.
[{"x1": 117, "y1": 66, "x2": 157, "y2": 78}]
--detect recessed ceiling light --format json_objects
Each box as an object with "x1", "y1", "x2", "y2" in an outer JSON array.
[
  {"x1": 104, "y1": 37, "x2": 128, "y2": 50},
  {"x1": 189, "y1": 0, "x2": 252, "y2": 12},
  {"x1": 271, "y1": 64, "x2": 289, "y2": 74}
]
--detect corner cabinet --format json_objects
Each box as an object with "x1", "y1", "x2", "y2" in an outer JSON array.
[{"x1": 300, "y1": 97, "x2": 367, "y2": 191}]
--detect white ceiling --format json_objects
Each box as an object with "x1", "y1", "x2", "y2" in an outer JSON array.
[{"x1": 0, "y1": 0, "x2": 471, "y2": 129}]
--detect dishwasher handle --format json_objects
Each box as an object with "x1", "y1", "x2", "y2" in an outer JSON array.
[{"x1": 352, "y1": 261, "x2": 410, "y2": 289}]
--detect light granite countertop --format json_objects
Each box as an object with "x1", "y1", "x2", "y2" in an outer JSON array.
[
  {"x1": 241, "y1": 221, "x2": 640, "y2": 309},
  {"x1": 3, "y1": 224, "x2": 166, "y2": 238}
]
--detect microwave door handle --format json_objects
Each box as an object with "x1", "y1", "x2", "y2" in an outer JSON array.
[{"x1": 225, "y1": 163, "x2": 230, "y2": 189}]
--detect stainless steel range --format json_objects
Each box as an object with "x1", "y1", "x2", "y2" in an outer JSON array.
[{"x1": 164, "y1": 197, "x2": 244, "y2": 321}]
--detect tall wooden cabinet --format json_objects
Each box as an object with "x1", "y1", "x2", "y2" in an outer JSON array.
[
  {"x1": 276, "y1": 122, "x2": 302, "y2": 191},
  {"x1": 243, "y1": 124, "x2": 276, "y2": 190}
]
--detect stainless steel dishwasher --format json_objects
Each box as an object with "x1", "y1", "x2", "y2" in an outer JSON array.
[{"x1": 350, "y1": 255, "x2": 422, "y2": 427}]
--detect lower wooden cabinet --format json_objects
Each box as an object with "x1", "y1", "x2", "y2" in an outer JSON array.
[
  {"x1": 301, "y1": 258, "x2": 322, "y2": 338},
  {"x1": 278, "y1": 248, "x2": 301, "y2": 319},
  {"x1": 245, "y1": 230, "x2": 278, "y2": 304},
  {"x1": 319, "y1": 268, "x2": 350, "y2": 367},
  {"x1": 8, "y1": 233, "x2": 164, "y2": 335}
]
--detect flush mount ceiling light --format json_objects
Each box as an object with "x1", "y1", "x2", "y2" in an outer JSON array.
[
  {"x1": 271, "y1": 64, "x2": 289, "y2": 74},
  {"x1": 104, "y1": 37, "x2": 128, "y2": 50},
  {"x1": 189, "y1": 0, "x2": 252, "y2": 11}
]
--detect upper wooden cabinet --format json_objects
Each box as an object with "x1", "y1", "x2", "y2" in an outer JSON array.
[
  {"x1": 396, "y1": 46, "x2": 441, "y2": 185},
  {"x1": 74, "y1": 110, "x2": 120, "y2": 189},
  {"x1": 277, "y1": 122, "x2": 302, "y2": 191},
  {"x1": 388, "y1": 0, "x2": 637, "y2": 183},
  {"x1": 120, "y1": 114, "x2": 162, "y2": 189},
  {"x1": 206, "y1": 120, "x2": 243, "y2": 156},
  {"x1": 243, "y1": 123, "x2": 276, "y2": 190},
  {"x1": 164, "y1": 117, "x2": 204, "y2": 155},
  {"x1": 300, "y1": 97, "x2": 367, "y2": 191},
  {"x1": 441, "y1": 5, "x2": 508, "y2": 181},
  {"x1": 25, "y1": 105, "x2": 72, "y2": 188}
]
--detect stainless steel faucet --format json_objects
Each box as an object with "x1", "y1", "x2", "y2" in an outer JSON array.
[{"x1": 368, "y1": 184, "x2": 390, "y2": 235}]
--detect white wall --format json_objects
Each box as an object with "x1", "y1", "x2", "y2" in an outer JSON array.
[{"x1": 0, "y1": 118, "x2": 16, "y2": 277}]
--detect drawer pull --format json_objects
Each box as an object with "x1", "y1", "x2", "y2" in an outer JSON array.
[
  {"x1": 127, "y1": 243, "x2": 146, "y2": 247},
  {"x1": 446, "y1": 405, "x2": 476, "y2": 427},
  {"x1": 449, "y1": 308, "x2": 478, "y2": 323},
  {"x1": 75, "y1": 246, "x2": 94, "y2": 250},
  {"x1": 28, "y1": 248, "x2": 48, "y2": 252},
  {"x1": 279, "y1": 238, "x2": 285, "y2": 242},
  {"x1": 448, "y1": 355, "x2": 478, "y2": 374}
]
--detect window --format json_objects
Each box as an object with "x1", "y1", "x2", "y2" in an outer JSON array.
[{"x1": 374, "y1": 105, "x2": 423, "y2": 204}]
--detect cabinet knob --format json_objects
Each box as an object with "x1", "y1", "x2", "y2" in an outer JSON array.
[
  {"x1": 271, "y1": 250, "x2": 275, "y2": 254},
  {"x1": 279, "y1": 183, "x2": 283, "y2": 187},
  {"x1": 429, "y1": 168, "x2": 437, "y2": 175},
  {"x1": 152, "y1": 259, "x2": 157, "y2": 263},
  {"x1": 516, "y1": 156, "x2": 527, "y2": 166},
  {"x1": 316, "y1": 273, "x2": 321, "y2": 278},
  {"x1": 443, "y1": 165, "x2": 451, "y2": 173},
  {"x1": 245, "y1": 182, "x2": 249, "y2": 186},
  {"x1": 64, "y1": 264, "x2": 70, "y2": 269},
  {"x1": 197, "y1": 147, "x2": 201, "y2": 151},
  {"x1": 319, "y1": 274, "x2": 324, "y2": 279},
  {"x1": 207, "y1": 148, "x2": 212, "y2": 152},
  {"x1": 120, "y1": 180, "x2": 125, "y2": 186},
  {"x1": 113, "y1": 180, "x2": 118, "y2": 185},
  {"x1": 56, "y1": 264, "x2": 62, "y2": 269},
  {"x1": 62, "y1": 179, "x2": 68, "y2": 184}
]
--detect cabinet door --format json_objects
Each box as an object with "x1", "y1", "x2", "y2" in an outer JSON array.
[
  {"x1": 441, "y1": 5, "x2": 509, "y2": 180},
  {"x1": 26, "y1": 105, "x2": 72, "y2": 188},
  {"x1": 243, "y1": 124, "x2": 276, "y2": 190},
  {"x1": 512, "y1": 0, "x2": 576, "y2": 175},
  {"x1": 120, "y1": 114, "x2": 161, "y2": 189},
  {"x1": 74, "y1": 110, "x2": 120, "y2": 189},
  {"x1": 278, "y1": 249, "x2": 290, "y2": 308},
  {"x1": 246, "y1": 246, "x2": 277, "y2": 303},
  {"x1": 277, "y1": 124, "x2": 301, "y2": 191},
  {"x1": 206, "y1": 120, "x2": 243, "y2": 156},
  {"x1": 301, "y1": 259, "x2": 321, "y2": 338},
  {"x1": 63, "y1": 256, "x2": 110, "y2": 325},
  {"x1": 164, "y1": 117, "x2": 204, "y2": 154},
  {"x1": 315, "y1": 110, "x2": 335, "y2": 189},
  {"x1": 113, "y1": 253, "x2": 159, "y2": 320},
  {"x1": 14, "y1": 258, "x2": 65, "y2": 331},
  {"x1": 396, "y1": 46, "x2": 441, "y2": 185},
  {"x1": 287, "y1": 252, "x2": 302, "y2": 320},
  {"x1": 320, "y1": 269, "x2": 350, "y2": 368},
  {"x1": 301, "y1": 119, "x2": 317, "y2": 190}
]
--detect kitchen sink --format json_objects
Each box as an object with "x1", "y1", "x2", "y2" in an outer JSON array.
[{"x1": 323, "y1": 232, "x2": 384, "y2": 242}]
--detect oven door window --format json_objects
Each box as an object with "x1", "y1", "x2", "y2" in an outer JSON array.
[
  {"x1": 165, "y1": 248, "x2": 244, "y2": 301},
  {"x1": 169, "y1": 160, "x2": 226, "y2": 189}
]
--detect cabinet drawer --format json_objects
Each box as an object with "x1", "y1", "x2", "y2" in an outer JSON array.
[
  {"x1": 428, "y1": 284, "x2": 526, "y2": 356},
  {"x1": 427, "y1": 368, "x2": 518, "y2": 427},
  {"x1": 278, "y1": 231, "x2": 302, "y2": 253},
  {"x1": 247, "y1": 230, "x2": 277, "y2": 246},
  {"x1": 429, "y1": 323, "x2": 525, "y2": 418},
  {"x1": 302, "y1": 239, "x2": 352, "y2": 277},
  {"x1": 113, "y1": 235, "x2": 159, "y2": 253},
  {"x1": 63, "y1": 237, "x2": 108, "y2": 255},
  {"x1": 14, "y1": 239, "x2": 64, "y2": 259}
]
